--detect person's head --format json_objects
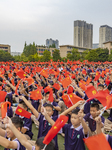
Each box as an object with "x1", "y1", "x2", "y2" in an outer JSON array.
[
  {"x1": 5, "y1": 84, "x2": 11, "y2": 92},
  {"x1": 90, "y1": 103, "x2": 99, "y2": 118},
  {"x1": 97, "y1": 84, "x2": 104, "y2": 91},
  {"x1": 45, "y1": 92, "x2": 50, "y2": 101},
  {"x1": 35, "y1": 137, "x2": 55, "y2": 150},
  {"x1": 71, "y1": 109, "x2": 80, "y2": 127},
  {"x1": 44, "y1": 104, "x2": 54, "y2": 117},
  {"x1": 18, "y1": 101, "x2": 28, "y2": 111},
  {"x1": 0, "y1": 77, "x2": 3, "y2": 86},
  {"x1": 6, "y1": 116, "x2": 23, "y2": 140}
]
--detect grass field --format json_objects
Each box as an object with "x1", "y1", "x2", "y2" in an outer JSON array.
[{"x1": 0, "y1": 112, "x2": 111, "y2": 150}]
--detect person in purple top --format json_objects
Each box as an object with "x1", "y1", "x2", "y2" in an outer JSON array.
[
  {"x1": 84, "y1": 103, "x2": 105, "y2": 136},
  {"x1": 41, "y1": 100, "x2": 89, "y2": 150},
  {"x1": 20, "y1": 96, "x2": 59, "y2": 150},
  {"x1": 17, "y1": 101, "x2": 33, "y2": 140},
  {"x1": 0, "y1": 116, "x2": 25, "y2": 150}
]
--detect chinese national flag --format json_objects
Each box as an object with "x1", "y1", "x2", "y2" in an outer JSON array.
[
  {"x1": 53, "y1": 83, "x2": 60, "y2": 90},
  {"x1": 1, "y1": 102, "x2": 11, "y2": 119},
  {"x1": 82, "y1": 69, "x2": 87, "y2": 75},
  {"x1": 11, "y1": 78, "x2": 15, "y2": 86},
  {"x1": 30, "y1": 88, "x2": 42, "y2": 100},
  {"x1": 86, "y1": 77, "x2": 91, "y2": 85},
  {"x1": 40, "y1": 70, "x2": 49, "y2": 78},
  {"x1": 79, "y1": 82, "x2": 87, "y2": 91},
  {"x1": 15, "y1": 106, "x2": 31, "y2": 119},
  {"x1": 62, "y1": 93, "x2": 83, "y2": 108},
  {"x1": 24, "y1": 77, "x2": 34, "y2": 86},
  {"x1": 43, "y1": 115, "x2": 68, "y2": 145},
  {"x1": 36, "y1": 67, "x2": 42, "y2": 73},
  {"x1": 15, "y1": 80, "x2": 21, "y2": 95},
  {"x1": 61, "y1": 77, "x2": 72, "y2": 88},
  {"x1": 84, "y1": 133, "x2": 111, "y2": 150},
  {"x1": 62, "y1": 94, "x2": 72, "y2": 108},
  {"x1": 68, "y1": 93, "x2": 83, "y2": 105},
  {"x1": 0, "y1": 91, "x2": 7, "y2": 103},
  {"x1": 48, "y1": 90, "x2": 54, "y2": 102},
  {"x1": 16, "y1": 70, "x2": 26, "y2": 79},
  {"x1": 85, "y1": 85, "x2": 97, "y2": 98},
  {"x1": 105, "y1": 77, "x2": 110, "y2": 86},
  {"x1": 106, "y1": 95, "x2": 112, "y2": 109},
  {"x1": 94, "y1": 71, "x2": 100, "y2": 81},
  {"x1": 67, "y1": 86, "x2": 74, "y2": 94},
  {"x1": 44, "y1": 86, "x2": 52, "y2": 93}
]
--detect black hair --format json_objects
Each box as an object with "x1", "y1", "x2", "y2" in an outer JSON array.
[
  {"x1": 72, "y1": 109, "x2": 80, "y2": 115},
  {"x1": 0, "y1": 77, "x2": 3, "y2": 82},
  {"x1": 35, "y1": 137, "x2": 55, "y2": 150},
  {"x1": 19, "y1": 100, "x2": 28, "y2": 109},
  {"x1": 45, "y1": 91, "x2": 50, "y2": 96},
  {"x1": 44, "y1": 104, "x2": 54, "y2": 110},
  {"x1": 90, "y1": 103, "x2": 100, "y2": 110},
  {"x1": 89, "y1": 81, "x2": 94, "y2": 86},
  {"x1": 11, "y1": 116, "x2": 23, "y2": 130},
  {"x1": 5, "y1": 84, "x2": 11, "y2": 88},
  {"x1": 98, "y1": 84, "x2": 104, "y2": 88},
  {"x1": 108, "y1": 84, "x2": 112, "y2": 91}
]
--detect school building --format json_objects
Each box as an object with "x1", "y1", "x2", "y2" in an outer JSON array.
[
  {"x1": 36, "y1": 46, "x2": 56, "y2": 56},
  {"x1": 59, "y1": 45, "x2": 91, "y2": 57},
  {"x1": 0, "y1": 44, "x2": 11, "y2": 53}
]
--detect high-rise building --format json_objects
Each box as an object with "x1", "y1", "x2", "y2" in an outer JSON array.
[
  {"x1": 46, "y1": 38, "x2": 59, "y2": 49},
  {"x1": 74, "y1": 20, "x2": 93, "y2": 48},
  {"x1": 99, "y1": 25, "x2": 112, "y2": 48}
]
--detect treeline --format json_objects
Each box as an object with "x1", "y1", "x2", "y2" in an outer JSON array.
[{"x1": 0, "y1": 42, "x2": 112, "y2": 62}]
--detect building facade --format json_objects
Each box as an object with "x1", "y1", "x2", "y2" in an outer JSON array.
[
  {"x1": 46, "y1": 38, "x2": 59, "y2": 49},
  {"x1": 103, "y1": 41, "x2": 112, "y2": 54},
  {"x1": 36, "y1": 46, "x2": 55, "y2": 56},
  {"x1": 60, "y1": 45, "x2": 91, "y2": 58},
  {"x1": 74, "y1": 20, "x2": 93, "y2": 49},
  {"x1": 0, "y1": 44, "x2": 11, "y2": 53},
  {"x1": 11, "y1": 52, "x2": 21, "y2": 56},
  {"x1": 92, "y1": 43, "x2": 99, "y2": 49},
  {"x1": 99, "y1": 25, "x2": 112, "y2": 48}
]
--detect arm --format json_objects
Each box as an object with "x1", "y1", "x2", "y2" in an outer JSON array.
[
  {"x1": 78, "y1": 110, "x2": 88, "y2": 135},
  {"x1": 6, "y1": 80, "x2": 16, "y2": 91},
  {"x1": 0, "y1": 127, "x2": 6, "y2": 137},
  {"x1": 60, "y1": 100, "x2": 84, "y2": 116},
  {"x1": 6, "y1": 118, "x2": 32, "y2": 150},
  {"x1": 20, "y1": 96, "x2": 39, "y2": 118},
  {"x1": 0, "y1": 136, "x2": 18, "y2": 149},
  {"x1": 95, "y1": 116, "x2": 102, "y2": 134},
  {"x1": 21, "y1": 127, "x2": 27, "y2": 134},
  {"x1": 41, "y1": 107, "x2": 55, "y2": 126}
]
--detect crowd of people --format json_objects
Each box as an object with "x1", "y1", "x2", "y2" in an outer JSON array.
[{"x1": 0, "y1": 60, "x2": 112, "y2": 150}]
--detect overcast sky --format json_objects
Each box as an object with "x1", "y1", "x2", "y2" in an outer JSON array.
[{"x1": 0, "y1": 0, "x2": 112, "y2": 52}]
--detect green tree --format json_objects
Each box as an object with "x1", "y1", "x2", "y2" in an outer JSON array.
[
  {"x1": 81, "y1": 50, "x2": 89, "y2": 61},
  {"x1": 95, "y1": 48, "x2": 109, "y2": 62},
  {"x1": 53, "y1": 49, "x2": 61, "y2": 61},
  {"x1": 20, "y1": 53, "x2": 28, "y2": 62},
  {"x1": 85, "y1": 49, "x2": 98, "y2": 62},
  {"x1": 23, "y1": 42, "x2": 37, "y2": 57},
  {"x1": 42, "y1": 50, "x2": 51, "y2": 62},
  {"x1": 67, "y1": 48, "x2": 80, "y2": 61},
  {"x1": 0, "y1": 50, "x2": 14, "y2": 61},
  {"x1": 13, "y1": 55, "x2": 21, "y2": 62},
  {"x1": 108, "y1": 49, "x2": 112, "y2": 61}
]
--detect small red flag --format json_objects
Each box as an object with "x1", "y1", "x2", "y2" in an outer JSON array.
[
  {"x1": 1, "y1": 102, "x2": 11, "y2": 119},
  {"x1": 84, "y1": 133, "x2": 111, "y2": 150},
  {"x1": 85, "y1": 85, "x2": 97, "y2": 98},
  {"x1": 61, "y1": 77, "x2": 72, "y2": 88},
  {"x1": 16, "y1": 70, "x2": 27, "y2": 79},
  {"x1": 48, "y1": 90, "x2": 54, "y2": 102},
  {"x1": 79, "y1": 82, "x2": 87, "y2": 91},
  {"x1": 15, "y1": 80, "x2": 21, "y2": 95},
  {"x1": 43, "y1": 115, "x2": 68, "y2": 145},
  {"x1": 30, "y1": 88, "x2": 42, "y2": 100},
  {"x1": 40, "y1": 70, "x2": 49, "y2": 78},
  {"x1": 53, "y1": 83, "x2": 60, "y2": 91},
  {"x1": 15, "y1": 106, "x2": 31, "y2": 119},
  {"x1": 0, "y1": 91, "x2": 7, "y2": 103},
  {"x1": 24, "y1": 77, "x2": 34, "y2": 86}
]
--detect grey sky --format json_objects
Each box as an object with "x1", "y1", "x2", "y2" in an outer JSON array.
[{"x1": 0, "y1": 0, "x2": 112, "y2": 52}]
